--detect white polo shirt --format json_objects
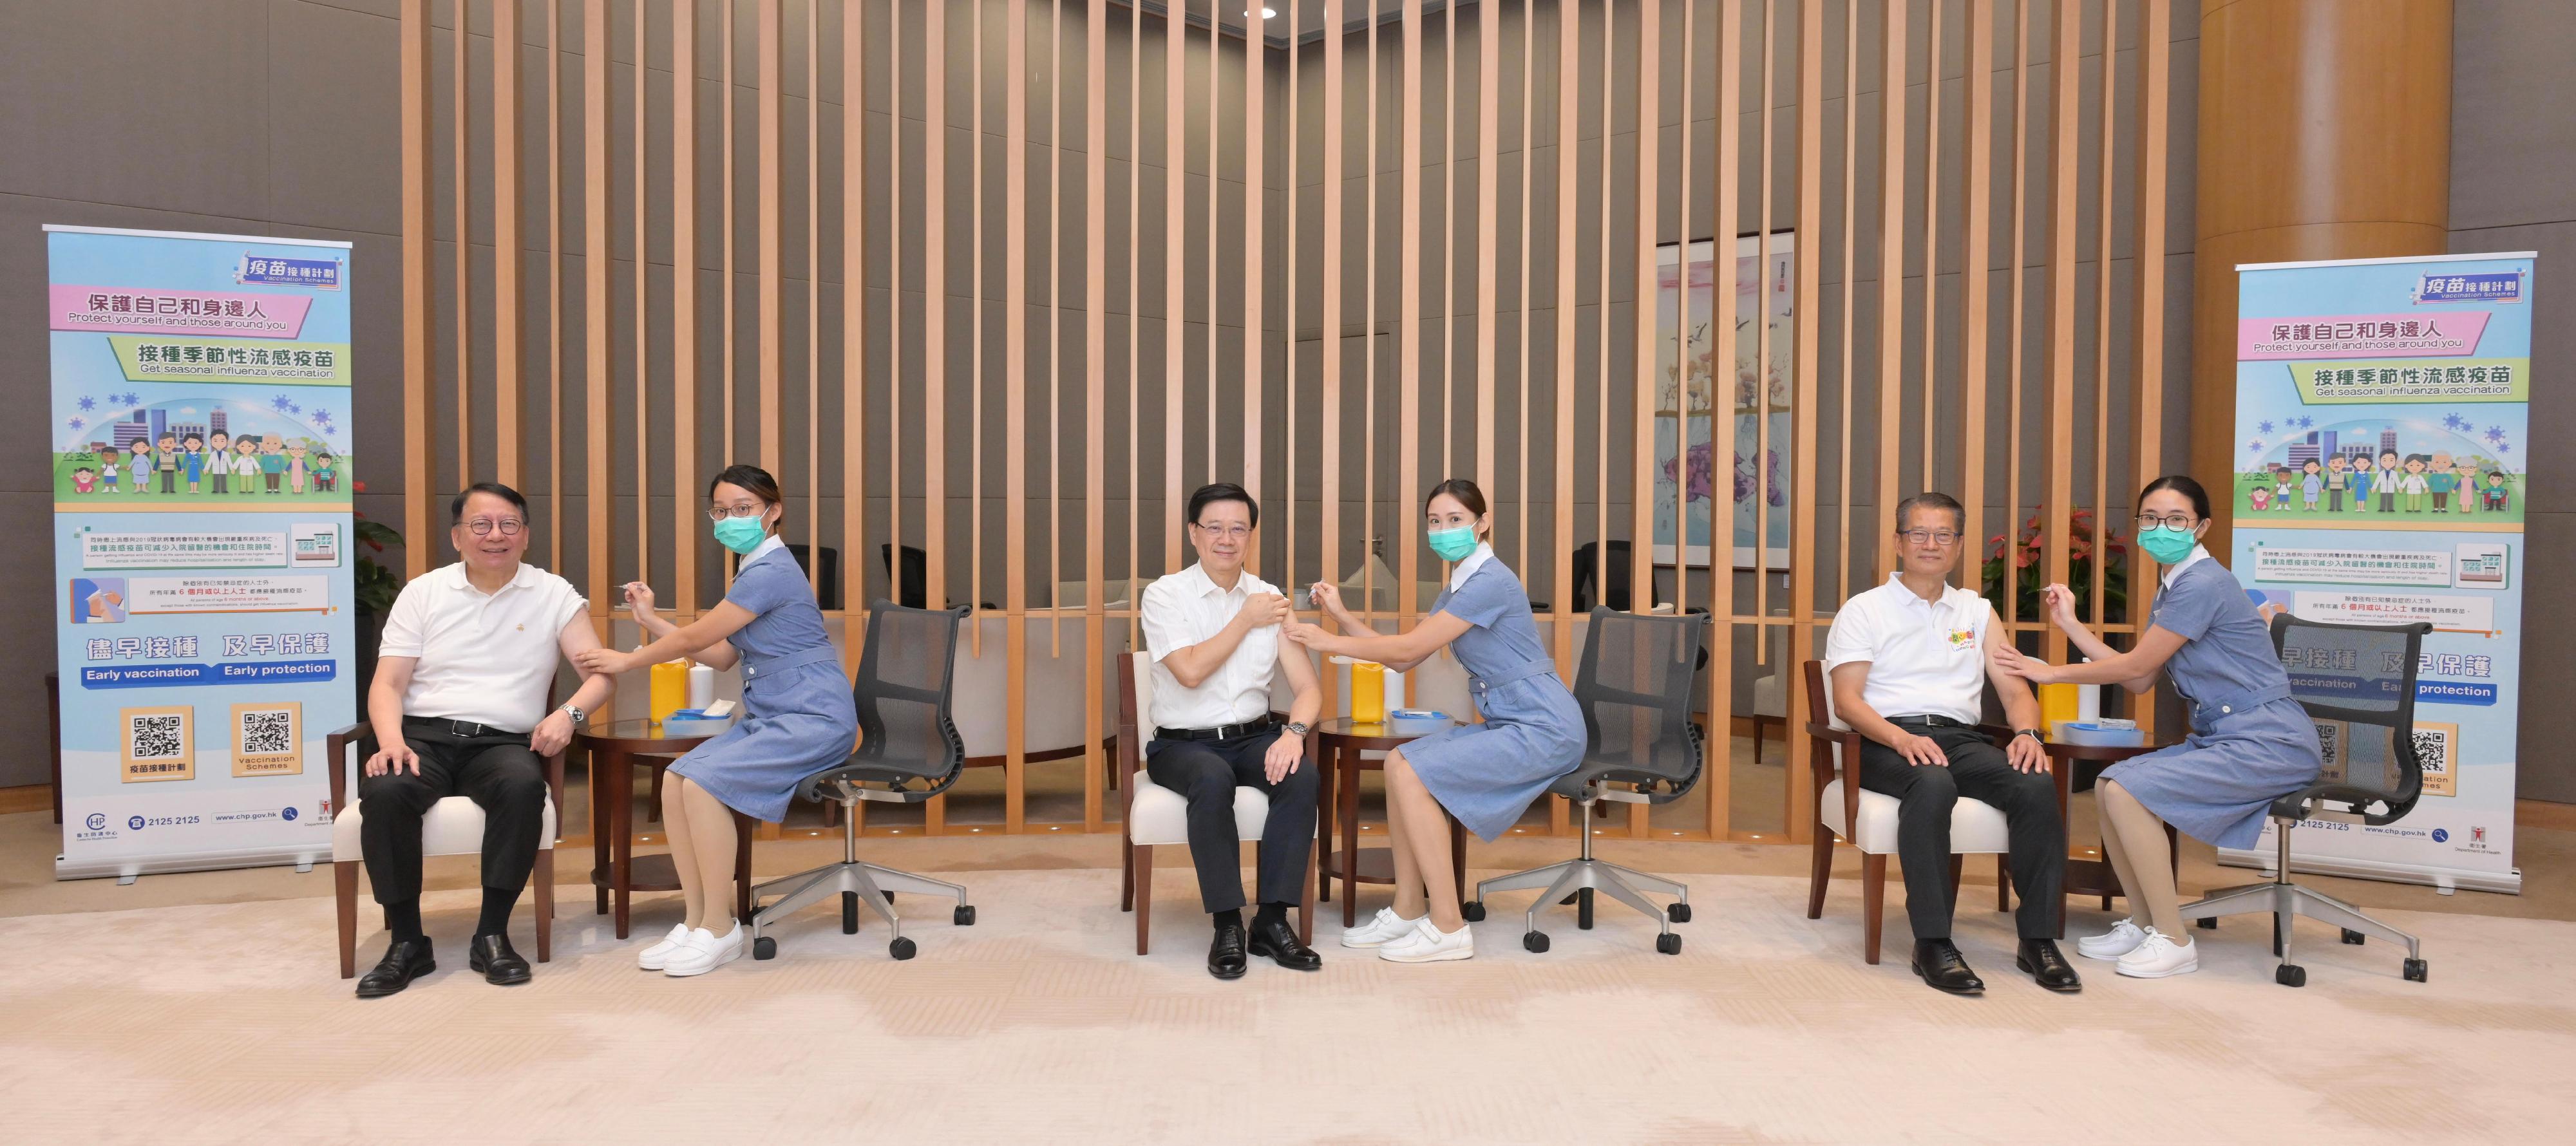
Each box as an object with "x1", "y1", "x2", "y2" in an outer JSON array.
[
  {"x1": 1822, "y1": 573, "x2": 1993, "y2": 726},
  {"x1": 378, "y1": 561, "x2": 589, "y2": 732},
  {"x1": 1139, "y1": 563, "x2": 1282, "y2": 729}
]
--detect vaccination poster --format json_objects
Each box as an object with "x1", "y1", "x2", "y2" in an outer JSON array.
[
  {"x1": 2229, "y1": 252, "x2": 2531, "y2": 894},
  {"x1": 47, "y1": 225, "x2": 354, "y2": 880}
]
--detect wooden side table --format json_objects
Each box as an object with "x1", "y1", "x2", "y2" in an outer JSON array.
[
  {"x1": 1314, "y1": 717, "x2": 1468, "y2": 926},
  {"x1": 576, "y1": 719, "x2": 753, "y2": 939},
  {"x1": 2045, "y1": 740, "x2": 2179, "y2": 939}
]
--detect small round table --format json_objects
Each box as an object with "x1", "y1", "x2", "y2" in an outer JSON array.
[
  {"x1": 2045, "y1": 739, "x2": 2179, "y2": 939},
  {"x1": 1314, "y1": 716, "x2": 1468, "y2": 926},
  {"x1": 576, "y1": 719, "x2": 752, "y2": 939}
]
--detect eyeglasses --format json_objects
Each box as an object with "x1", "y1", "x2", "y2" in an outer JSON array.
[
  {"x1": 463, "y1": 518, "x2": 525, "y2": 537},
  {"x1": 1899, "y1": 529, "x2": 1962, "y2": 547},
  {"x1": 2136, "y1": 512, "x2": 2200, "y2": 532},
  {"x1": 1192, "y1": 523, "x2": 1253, "y2": 541},
  {"x1": 706, "y1": 502, "x2": 769, "y2": 522}
]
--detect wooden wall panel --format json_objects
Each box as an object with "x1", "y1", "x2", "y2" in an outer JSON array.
[{"x1": 395, "y1": 0, "x2": 2184, "y2": 843}]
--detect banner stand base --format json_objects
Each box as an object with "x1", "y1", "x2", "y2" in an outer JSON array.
[
  {"x1": 57, "y1": 845, "x2": 331, "y2": 883},
  {"x1": 2217, "y1": 847, "x2": 2522, "y2": 896}
]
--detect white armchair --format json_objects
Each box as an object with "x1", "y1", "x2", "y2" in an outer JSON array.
[
  {"x1": 1116, "y1": 652, "x2": 1317, "y2": 955},
  {"x1": 327, "y1": 722, "x2": 561, "y2": 979}
]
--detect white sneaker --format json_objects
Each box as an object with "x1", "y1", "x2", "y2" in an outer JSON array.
[
  {"x1": 1377, "y1": 919, "x2": 1475, "y2": 964},
  {"x1": 663, "y1": 923, "x2": 744, "y2": 977},
  {"x1": 1342, "y1": 906, "x2": 1426, "y2": 949},
  {"x1": 2076, "y1": 917, "x2": 2147, "y2": 961},
  {"x1": 636, "y1": 923, "x2": 693, "y2": 971},
  {"x1": 2114, "y1": 927, "x2": 2200, "y2": 979}
]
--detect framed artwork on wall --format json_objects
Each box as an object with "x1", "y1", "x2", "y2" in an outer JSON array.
[{"x1": 1654, "y1": 231, "x2": 1795, "y2": 570}]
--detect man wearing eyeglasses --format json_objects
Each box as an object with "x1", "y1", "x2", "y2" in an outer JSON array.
[
  {"x1": 350, "y1": 482, "x2": 615, "y2": 998},
  {"x1": 1137, "y1": 482, "x2": 1326, "y2": 980},
  {"x1": 1821, "y1": 492, "x2": 2076, "y2": 995}
]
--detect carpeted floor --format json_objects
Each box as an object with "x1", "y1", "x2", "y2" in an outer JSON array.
[{"x1": 3, "y1": 865, "x2": 2568, "y2": 1145}]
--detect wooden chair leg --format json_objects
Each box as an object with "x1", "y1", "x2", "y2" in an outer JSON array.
[
  {"x1": 732, "y1": 811, "x2": 755, "y2": 922},
  {"x1": 1751, "y1": 717, "x2": 1767, "y2": 767},
  {"x1": 334, "y1": 860, "x2": 359, "y2": 979},
  {"x1": 533, "y1": 849, "x2": 554, "y2": 963},
  {"x1": 1996, "y1": 856, "x2": 2012, "y2": 913},
  {"x1": 1805, "y1": 829, "x2": 1833, "y2": 919},
  {"x1": 1119, "y1": 831, "x2": 1135, "y2": 912},
  {"x1": 1861, "y1": 853, "x2": 1888, "y2": 965},
  {"x1": 1133, "y1": 843, "x2": 1153, "y2": 955}
]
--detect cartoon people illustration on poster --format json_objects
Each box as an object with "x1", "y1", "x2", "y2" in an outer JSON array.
[
  {"x1": 2235, "y1": 416, "x2": 2523, "y2": 525},
  {"x1": 50, "y1": 393, "x2": 352, "y2": 505}
]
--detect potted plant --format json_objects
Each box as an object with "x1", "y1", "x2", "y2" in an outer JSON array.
[{"x1": 1980, "y1": 507, "x2": 2128, "y2": 643}]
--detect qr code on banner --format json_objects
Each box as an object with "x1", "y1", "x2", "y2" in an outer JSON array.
[
  {"x1": 132, "y1": 714, "x2": 184, "y2": 758},
  {"x1": 2411, "y1": 722, "x2": 2458, "y2": 797},
  {"x1": 240, "y1": 710, "x2": 292, "y2": 755}
]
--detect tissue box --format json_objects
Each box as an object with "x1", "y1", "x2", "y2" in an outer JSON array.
[
  {"x1": 2054, "y1": 720, "x2": 2145, "y2": 747},
  {"x1": 1388, "y1": 709, "x2": 1453, "y2": 736}
]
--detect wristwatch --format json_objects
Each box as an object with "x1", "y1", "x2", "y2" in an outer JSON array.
[
  {"x1": 558, "y1": 703, "x2": 587, "y2": 726},
  {"x1": 1283, "y1": 720, "x2": 1311, "y2": 738},
  {"x1": 2014, "y1": 728, "x2": 2043, "y2": 744}
]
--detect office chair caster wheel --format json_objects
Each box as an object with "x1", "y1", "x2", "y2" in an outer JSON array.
[
  {"x1": 844, "y1": 892, "x2": 861, "y2": 934},
  {"x1": 1522, "y1": 931, "x2": 1549, "y2": 953},
  {"x1": 1461, "y1": 901, "x2": 1486, "y2": 922},
  {"x1": 1656, "y1": 932, "x2": 1683, "y2": 955},
  {"x1": 752, "y1": 936, "x2": 778, "y2": 961},
  {"x1": 2275, "y1": 963, "x2": 2306, "y2": 988},
  {"x1": 2197, "y1": 917, "x2": 2217, "y2": 930},
  {"x1": 1577, "y1": 888, "x2": 1594, "y2": 930},
  {"x1": 2403, "y1": 958, "x2": 2428, "y2": 982},
  {"x1": 2341, "y1": 928, "x2": 2365, "y2": 945},
  {"x1": 889, "y1": 937, "x2": 917, "y2": 961},
  {"x1": 953, "y1": 905, "x2": 976, "y2": 926},
  {"x1": 1667, "y1": 903, "x2": 1692, "y2": 923}
]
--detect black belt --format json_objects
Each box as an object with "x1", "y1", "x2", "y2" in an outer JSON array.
[
  {"x1": 1887, "y1": 714, "x2": 1976, "y2": 730},
  {"x1": 404, "y1": 715, "x2": 525, "y2": 739},
  {"x1": 1155, "y1": 717, "x2": 1274, "y2": 742}
]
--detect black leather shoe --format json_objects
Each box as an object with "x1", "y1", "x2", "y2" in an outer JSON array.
[
  {"x1": 1909, "y1": 938, "x2": 1985, "y2": 995},
  {"x1": 1207, "y1": 918, "x2": 1250, "y2": 980},
  {"x1": 1248, "y1": 914, "x2": 1323, "y2": 972},
  {"x1": 468, "y1": 934, "x2": 532, "y2": 986},
  {"x1": 355, "y1": 937, "x2": 435, "y2": 999},
  {"x1": 2016, "y1": 938, "x2": 2083, "y2": 991}
]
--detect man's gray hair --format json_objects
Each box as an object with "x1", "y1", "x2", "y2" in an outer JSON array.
[{"x1": 1893, "y1": 491, "x2": 1965, "y2": 533}]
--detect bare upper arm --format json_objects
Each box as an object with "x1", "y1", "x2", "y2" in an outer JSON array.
[{"x1": 1276, "y1": 635, "x2": 1320, "y2": 693}]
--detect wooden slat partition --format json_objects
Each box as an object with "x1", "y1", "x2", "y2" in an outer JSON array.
[{"x1": 392, "y1": 0, "x2": 2185, "y2": 845}]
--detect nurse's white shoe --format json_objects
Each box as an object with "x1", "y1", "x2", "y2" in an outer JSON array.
[
  {"x1": 1377, "y1": 919, "x2": 1475, "y2": 963},
  {"x1": 636, "y1": 923, "x2": 693, "y2": 971},
  {"x1": 1341, "y1": 906, "x2": 1426, "y2": 948},
  {"x1": 2076, "y1": 917, "x2": 2147, "y2": 961},
  {"x1": 665, "y1": 923, "x2": 744, "y2": 977},
  {"x1": 2114, "y1": 928, "x2": 2199, "y2": 979}
]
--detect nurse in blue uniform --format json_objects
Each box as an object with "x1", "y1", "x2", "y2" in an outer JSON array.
[
  {"x1": 1991, "y1": 474, "x2": 2324, "y2": 981},
  {"x1": 1285, "y1": 479, "x2": 1585, "y2": 964},
  {"x1": 573, "y1": 465, "x2": 858, "y2": 979}
]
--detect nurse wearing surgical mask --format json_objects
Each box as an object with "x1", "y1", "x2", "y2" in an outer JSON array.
[
  {"x1": 572, "y1": 464, "x2": 858, "y2": 979},
  {"x1": 1283, "y1": 479, "x2": 1585, "y2": 964},
  {"x1": 1989, "y1": 474, "x2": 2325, "y2": 981}
]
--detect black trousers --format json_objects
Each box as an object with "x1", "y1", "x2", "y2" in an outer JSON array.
[
  {"x1": 357, "y1": 720, "x2": 549, "y2": 905},
  {"x1": 1146, "y1": 728, "x2": 1319, "y2": 914},
  {"x1": 1857, "y1": 724, "x2": 2063, "y2": 941}
]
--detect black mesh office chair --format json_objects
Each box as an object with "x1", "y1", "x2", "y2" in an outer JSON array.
[
  {"x1": 2180, "y1": 614, "x2": 2432, "y2": 987},
  {"x1": 1567, "y1": 541, "x2": 1633, "y2": 612},
  {"x1": 1461, "y1": 608, "x2": 1705, "y2": 954},
  {"x1": 746, "y1": 602, "x2": 977, "y2": 962},
  {"x1": 879, "y1": 543, "x2": 927, "y2": 610}
]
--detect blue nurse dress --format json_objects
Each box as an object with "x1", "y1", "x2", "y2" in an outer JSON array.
[
  {"x1": 2098, "y1": 554, "x2": 2323, "y2": 850},
  {"x1": 1398, "y1": 552, "x2": 1587, "y2": 841},
  {"x1": 667, "y1": 542, "x2": 859, "y2": 823}
]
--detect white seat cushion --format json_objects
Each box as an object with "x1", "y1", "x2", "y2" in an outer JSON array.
[
  {"x1": 330, "y1": 795, "x2": 558, "y2": 863},
  {"x1": 1126, "y1": 771, "x2": 1272, "y2": 847},
  {"x1": 1819, "y1": 778, "x2": 2009, "y2": 856}
]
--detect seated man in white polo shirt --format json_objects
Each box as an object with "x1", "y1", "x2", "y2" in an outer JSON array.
[
  {"x1": 353, "y1": 482, "x2": 614, "y2": 998},
  {"x1": 1139, "y1": 482, "x2": 1325, "y2": 981},
  {"x1": 1823, "y1": 492, "x2": 2077, "y2": 996}
]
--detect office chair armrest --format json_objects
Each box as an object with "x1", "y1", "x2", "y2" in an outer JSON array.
[
  {"x1": 1977, "y1": 724, "x2": 2016, "y2": 748},
  {"x1": 2271, "y1": 783, "x2": 2395, "y2": 825},
  {"x1": 1801, "y1": 722, "x2": 1867, "y2": 831}
]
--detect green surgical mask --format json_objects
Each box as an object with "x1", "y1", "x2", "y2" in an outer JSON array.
[
  {"x1": 712, "y1": 516, "x2": 768, "y2": 555},
  {"x1": 1428, "y1": 525, "x2": 1481, "y2": 563},
  {"x1": 2139, "y1": 525, "x2": 2198, "y2": 565}
]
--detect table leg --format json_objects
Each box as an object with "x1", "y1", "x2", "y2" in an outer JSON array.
[
  {"x1": 591, "y1": 744, "x2": 609, "y2": 916},
  {"x1": 611, "y1": 747, "x2": 634, "y2": 940},
  {"x1": 1339, "y1": 745, "x2": 1361, "y2": 928}
]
